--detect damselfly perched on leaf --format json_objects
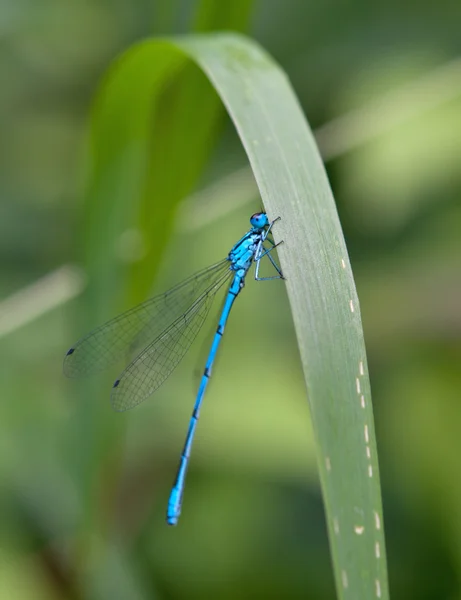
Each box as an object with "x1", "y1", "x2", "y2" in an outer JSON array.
[{"x1": 64, "y1": 212, "x2": 283, "y2": 525}]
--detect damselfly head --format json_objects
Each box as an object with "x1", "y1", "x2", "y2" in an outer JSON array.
[{"x1": 250, "y1": 212, "x2": 269, "y2": 229}]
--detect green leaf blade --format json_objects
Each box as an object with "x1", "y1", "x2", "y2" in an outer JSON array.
[{"x1": 84, "y1": 31, "x2": 389, "y2": 599}]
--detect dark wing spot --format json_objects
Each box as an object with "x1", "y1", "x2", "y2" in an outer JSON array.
[
  {"x1": 113, "y1": 379, "x2": 120, "y2": 388},
  {"x1": 66, "y1": 348, "x2": 75, "y2": 355}
]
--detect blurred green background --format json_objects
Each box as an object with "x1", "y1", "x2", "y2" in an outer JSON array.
[{"x1": 1, "y1": 1, "x2": 461, "y2": 598}]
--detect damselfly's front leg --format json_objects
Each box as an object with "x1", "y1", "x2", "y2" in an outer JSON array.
[{"x1": 255, "y1": 218, "x2": 284, "y2": 281}]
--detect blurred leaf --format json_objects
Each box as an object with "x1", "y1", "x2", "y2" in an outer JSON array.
[
  {"x1": 193, "y1": 0, "x2": 254, "y2": 32},
  {"x1": 69, "y1": 3, "x2": 257, "y2": 593},
  {"x1": 84, "y1": 0, "x2": 255, "y2": 313}
]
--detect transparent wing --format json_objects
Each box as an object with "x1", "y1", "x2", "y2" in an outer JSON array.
[
  {"x1": 63, "y1": 260, "x2": 230, "y2": 378},
  {"x1": 111, "y1": 271, "x2": 231, "y2": 411}
]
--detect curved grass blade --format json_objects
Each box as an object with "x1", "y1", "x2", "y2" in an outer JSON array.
[
  {"x1": 111, "y1": 268, "x2": 232, "y2": 411},
  {"x1": 84, "y1": 32, "x2": 389, "y2": 599},
  {"x1": 64, "y1": 260, "x2": 229, "y2": 378}
]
